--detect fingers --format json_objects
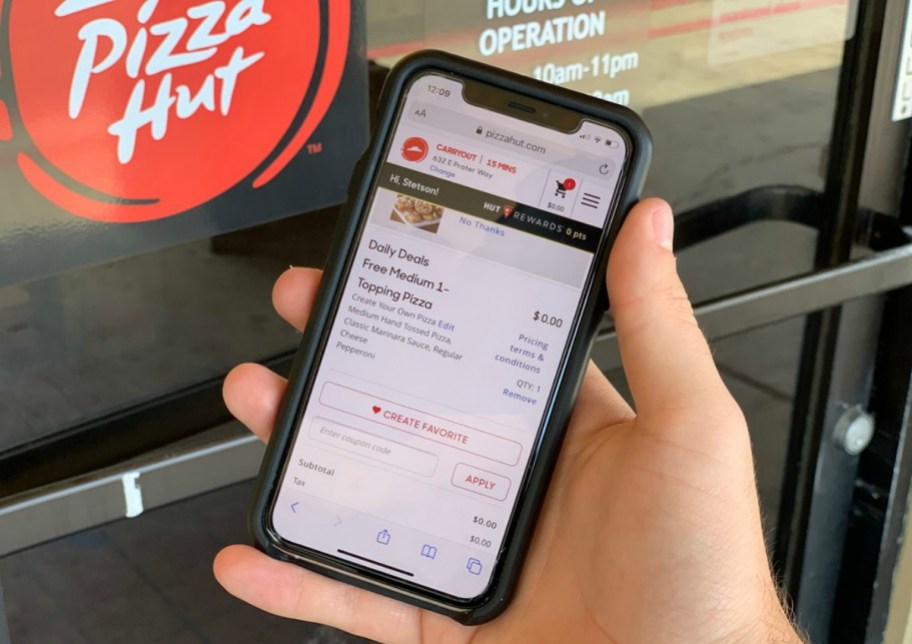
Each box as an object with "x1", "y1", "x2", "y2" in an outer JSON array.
[
  {"x1": 222, "y1": 268, "x2": 320, "y2": 442},
  {"x1": 222, "y1": 363, "x2": 287, "y2": 442},
  {"x1": 272, "y1": 267, "x2": 323, "y2": 332},
  {"x1": 214, "y1": 545, "x2": 432, "y2": 644},
  {"x1": 606, "y1": 199, "x2": 732, "y2": 420}
]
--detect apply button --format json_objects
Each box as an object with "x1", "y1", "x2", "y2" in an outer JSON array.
[{"x1": 451, "y1": 463, "x2": 510, "y2": 501}]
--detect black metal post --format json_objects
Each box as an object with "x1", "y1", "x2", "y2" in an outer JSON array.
[
  {"x1": 831, "y1": 285, "x2": 912, "y2": 641},
  {"x1": 830, "y1": 26, "x2": 912, "y2": 636},
  {"x1": 773, "y1": 0, "x2": 889, "y2": 639}
]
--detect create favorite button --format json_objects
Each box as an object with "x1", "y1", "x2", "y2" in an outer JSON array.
[
  {"x1": 319, "y1": 382, "x2": 522, "y2": 466},
  {"x1": 451, "y1": 463, "x2": 510, "y2": 501}
]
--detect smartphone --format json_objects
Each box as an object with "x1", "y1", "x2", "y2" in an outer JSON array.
[{"x1": 249, "y1": 50, "x2": 651, "y2": 624}]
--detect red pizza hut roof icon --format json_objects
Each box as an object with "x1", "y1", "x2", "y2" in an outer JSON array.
[
  {"x1": 0, "y1": 0, "x2": 351, "y2": 223},
  {"x1": 400, "y1": 136, "x2": 428, "y2": 163}
]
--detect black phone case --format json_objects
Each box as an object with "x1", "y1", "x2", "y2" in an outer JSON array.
[{"x1": 248, "y1": 49, "x2": 652, "y2": 625}]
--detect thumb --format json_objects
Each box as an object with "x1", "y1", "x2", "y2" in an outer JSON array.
[{"x1": 606, "y1": 199, "x2": 730, "y2": 420}]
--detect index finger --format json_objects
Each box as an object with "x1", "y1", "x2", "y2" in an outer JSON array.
[{"x1": 272, "y1": 267, "x2": 323, "y2": 332}]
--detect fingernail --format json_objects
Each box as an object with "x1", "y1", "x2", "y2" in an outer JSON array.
[{"x1": 652, "y1": 206, "x2": 674, "y2": 252}]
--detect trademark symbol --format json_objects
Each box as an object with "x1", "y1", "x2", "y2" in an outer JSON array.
[{"x1": 306, "y1": 142, "x2": 323, "y2": 154}]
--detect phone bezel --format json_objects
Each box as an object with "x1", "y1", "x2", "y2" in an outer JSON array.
[
  {"x1": 249, "y1": 50, "x2": 653, "y2": 624},
  {"x1": 268, "y1": 67, "x2": 629, "y2": 601}
]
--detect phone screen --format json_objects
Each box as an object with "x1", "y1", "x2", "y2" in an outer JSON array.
[{"x1": 270, "y1": 71, "x2": 629, "y2": 600}]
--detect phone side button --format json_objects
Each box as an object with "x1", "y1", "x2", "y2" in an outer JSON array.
[{"x1": 451, "y1": 463, "x2": 510, "y2": 502}]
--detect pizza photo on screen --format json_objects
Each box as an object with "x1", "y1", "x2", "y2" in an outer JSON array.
[{"x1": 390, "y1": 194, "x2": 444, "y2": 234}]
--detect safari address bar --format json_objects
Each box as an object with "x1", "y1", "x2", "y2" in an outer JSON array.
[{"x1": 406, "y1": 101, "x2": 615, "y2": 181}]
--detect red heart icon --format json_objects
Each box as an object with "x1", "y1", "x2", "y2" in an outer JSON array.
[{"x1": 372, "y1": 406, "x2": 381, "y2": 414}]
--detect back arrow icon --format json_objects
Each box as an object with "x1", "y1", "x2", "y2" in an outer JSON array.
[{"x1": 290, "y1": 502, "x2": 299, "y2": 513}]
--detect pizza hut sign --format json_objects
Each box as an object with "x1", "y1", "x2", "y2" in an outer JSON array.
[
  {"x1": 70, "y1": 0, "x2": 273, "y2": 166},
  {"x1": 0, "y1": 0, "x2": 364, "y2": 226}
]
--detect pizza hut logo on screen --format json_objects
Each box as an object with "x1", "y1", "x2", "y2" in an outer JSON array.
[{"x1": 0, "y1": 0, "x2": 352, "y2": 223}]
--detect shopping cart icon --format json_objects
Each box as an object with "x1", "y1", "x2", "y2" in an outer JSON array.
[{"x1": 554, "y1": 177, "x2": 576, "y2": 198}]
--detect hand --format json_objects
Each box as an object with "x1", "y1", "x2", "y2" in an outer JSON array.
[{"x1": 214, "y1": 199, "x2": 801, "y2": 643}]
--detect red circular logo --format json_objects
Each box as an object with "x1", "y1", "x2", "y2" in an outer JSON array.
[
  {"x1": 401, "y1": 136, "x2": 428, "y2": 163},
  {"x1": 0, "y1": 0, "x2": 352, "y2": 223}
]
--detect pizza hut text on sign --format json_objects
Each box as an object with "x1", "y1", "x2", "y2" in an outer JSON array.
[
  {"x1": 2, "y1": 0, "x2": 355, "y2": 223},
  {"x1": 66, "y1": 0, "x2": 272, "y2": 165}
]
